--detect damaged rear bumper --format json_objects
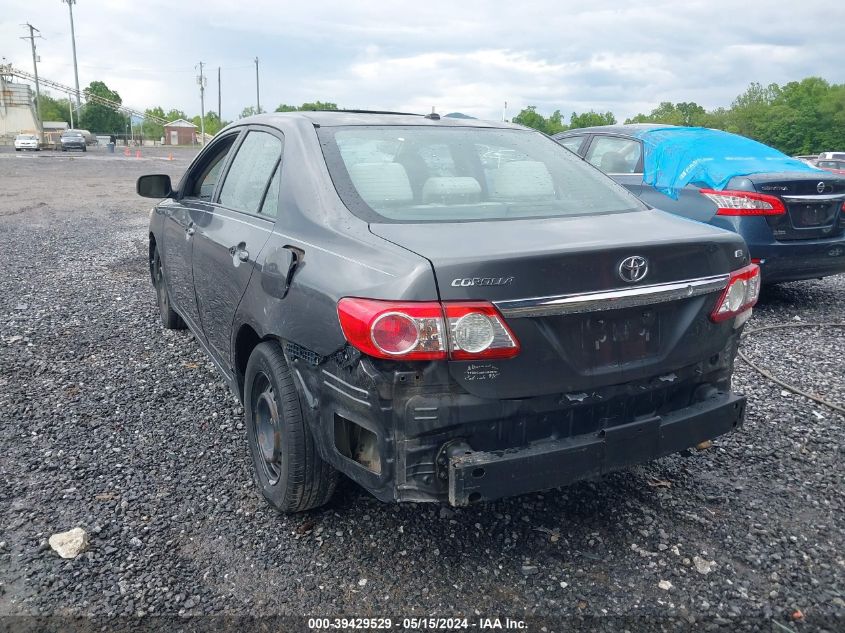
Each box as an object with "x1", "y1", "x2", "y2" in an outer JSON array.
[{"x1": 447, "y1": 391, "x2": 745, "y2": 506}]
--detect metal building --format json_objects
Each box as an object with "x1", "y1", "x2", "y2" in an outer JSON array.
[{"x1": 0, "y1": 77, "x2": 38, "y2": 144}]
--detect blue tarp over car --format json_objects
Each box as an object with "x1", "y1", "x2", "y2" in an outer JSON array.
[{"x1": 633, "y1": 127, "x2": 822, "y2": 199}]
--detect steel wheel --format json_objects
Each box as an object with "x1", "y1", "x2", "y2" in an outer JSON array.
[
  {"x1": 250, "y1": 372, "x2": 283, "y2": 485},
  {"x1": 151, "y1": 247, "x2": 184, "y2": 329}
]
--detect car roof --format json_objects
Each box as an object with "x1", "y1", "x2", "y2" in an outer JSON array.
[
  {"x1": 236, "y1": 110, "x2": 521, "y2": 130},
  {"x1": 555, "y1": 123, "x2": 675, "y2": 138}
]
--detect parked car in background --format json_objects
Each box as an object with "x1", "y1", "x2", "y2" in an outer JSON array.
[
  {"x1": 816, "y1": 159, "x2": 845, "y2": 175},
  {"x1": 818, "y1": 152, "x2": 845, "y2": 161},
  {"x1": 554, "y1": 125, "x2": 845, "y2": 284},
  {"x1": 66, "y1": 128, "x2": 96, "y2": 145},
  {"x1": 60, "y1": 131, "x2": 87, "y2": 152},
  {"x1": 14, "y1": 134, "x2": 39, "y2": 151},
  {"x1": 138, "y1": 111, "x2": 757, "y2": 513}
]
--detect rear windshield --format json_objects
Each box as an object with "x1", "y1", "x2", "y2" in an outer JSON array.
[{"x1": 318, "y1": 126, "x2": 644, "y2": 223}]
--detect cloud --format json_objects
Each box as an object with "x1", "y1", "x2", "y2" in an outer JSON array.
[{"x1": 1, "y1": 0, "x2": 843, "y2": 123}]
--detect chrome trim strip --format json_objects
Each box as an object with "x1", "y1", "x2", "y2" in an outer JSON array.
[
  {"x1": 495, "y1": 274, "x2": 729, "y2": 318},
  {"x1": 781, "y1": 194, "x2": 845, "y2": 202}
]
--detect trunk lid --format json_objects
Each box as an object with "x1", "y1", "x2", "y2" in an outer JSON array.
[
  {"x1": 371, "y1": 210, "x2": 747, "y2": 398},
  {"x1": 746, "y1": 172, "x2": 845, "y2": 240}
]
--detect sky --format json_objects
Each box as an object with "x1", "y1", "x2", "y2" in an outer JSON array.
[{"x1": 2, "y1": 0, "x2": 844, "y2": 124}]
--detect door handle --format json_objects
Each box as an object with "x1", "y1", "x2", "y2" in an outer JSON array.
[{"x1": 230, "y1": 242, "x2": 249, "y2": 263}]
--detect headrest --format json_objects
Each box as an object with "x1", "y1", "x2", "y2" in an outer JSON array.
[
  {"x1": 422, "y1": 177, "x2": 482, "y2": 204},
  {"x1": 491, "y1": 161, "x2": 555, "y2": 199},
  {"x1": 348, "y1": 162, "x2": 413, "y2": 205},
  {"x1": 600, "y1": 151, "x2": 630, "y2": 173}
]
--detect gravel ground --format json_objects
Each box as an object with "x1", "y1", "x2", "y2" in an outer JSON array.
[{"x1": 0, "y1": 146, "x2": 843, "y2": 632}]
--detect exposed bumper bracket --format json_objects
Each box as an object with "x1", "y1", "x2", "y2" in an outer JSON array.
[{"x1": 448, "y1": 392, "x2": 745, "y2": 506}]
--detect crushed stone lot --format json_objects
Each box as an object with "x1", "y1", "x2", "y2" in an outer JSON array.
[{"x1": 0, "y1": 145, "x2": 843, "y2": 632}]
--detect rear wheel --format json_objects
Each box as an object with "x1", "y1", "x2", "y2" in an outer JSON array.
[
  {"x1": 244, "y1": 342, "x2": 338, "y2": 513},
  {"x1": 151, "y1": 247, "x2": 185, "y2": 329}
]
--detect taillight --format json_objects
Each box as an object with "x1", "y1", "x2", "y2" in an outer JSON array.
[
  {"x1": 710, "y1": 264, "x2": 760, "y2": 325},
  {"x1": 337, "y1": 298, "x2": 519, "y2": 361},
  {"x1": 443, "y1": 302, "x2": 519, "y2": 360},
  {"x1": 700, "y1": 189, "x2": 786, "y2": 216}
]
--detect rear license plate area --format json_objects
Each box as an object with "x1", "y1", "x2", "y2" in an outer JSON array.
[
  {"x1": 580, "y1": 308, "x2": 661, "y2": 364},
  {"x1": 790, "y1": 202, "x2": 836, "y2": 227}
]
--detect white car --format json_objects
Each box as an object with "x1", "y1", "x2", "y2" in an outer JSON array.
[{"x1": 14, "y1": 134, "x2": 40, "y2": 151}]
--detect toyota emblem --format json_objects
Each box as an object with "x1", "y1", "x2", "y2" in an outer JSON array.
[
  {"x1": 817, "y1": 181, "x2": 826, "y2": 194},
  {"x1": 618, "y1": 255, "x2": 649, "y2": 283}
]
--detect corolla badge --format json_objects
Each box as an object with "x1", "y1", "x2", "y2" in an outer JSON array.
[
  {"x1": 618, "y1": 255, "x2": 649, "y2": 283},
  {"x1": 817, "y1": 181, "x2": 826, "y2": 194},
  {"x1": 451, "y1": 276, "x2": 514, "y2": 287}
]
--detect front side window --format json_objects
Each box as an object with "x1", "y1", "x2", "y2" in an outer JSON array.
[
  {"x1": 319, "y1": 126, "x2": 644, "y2": 223},
  {"x1": 219, "y1": 131, "x2": 282, "y2": 214},
  {"x1": 185, "y1": 134, "x2": 238, "y2": 200},
  {"x1": 585, "y1": 136, "x2": 642, "y2": 174}
]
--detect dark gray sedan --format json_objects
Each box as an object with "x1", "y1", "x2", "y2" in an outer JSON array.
[{"x1": 138, "y1": 112, "x2": 757, "y2": 512}]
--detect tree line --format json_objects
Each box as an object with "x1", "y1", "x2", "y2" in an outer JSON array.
[
  {"x1": 36, "y1": 76, "x2": 843, "y2": 155},
  {"x1": 512, "y1": 77, "x2": 845, "y2": 155}
]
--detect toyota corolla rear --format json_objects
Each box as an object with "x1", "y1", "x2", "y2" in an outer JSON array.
[{"x1": 316, "y1": 122, "x2": 757, "y2": 505}]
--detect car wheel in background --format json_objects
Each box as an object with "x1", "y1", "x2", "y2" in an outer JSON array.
[
  {"x1": 151, "y1": 247, "x2": 185, "y2": 330},
  {"x1": 244, "y1": 342, "x2": 338, "y2": 513}
]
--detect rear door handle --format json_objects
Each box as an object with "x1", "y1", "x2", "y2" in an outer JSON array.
[{"x1": 230, "y1": 242, "x2": 249, "y2": 262}]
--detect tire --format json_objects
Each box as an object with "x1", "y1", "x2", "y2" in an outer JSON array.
[
  {"x1": 244, "y1": 342, "x2": 338, "y2": 513},
  {"x1": 15, "y1": 148, "x2": 20, "y2": 152},
  {"x1": 61, "y1": 147, "x2": 66, "y2": 152},
  {"x1": 151, "y1": 246, "x2": 185, "y2": 329}
]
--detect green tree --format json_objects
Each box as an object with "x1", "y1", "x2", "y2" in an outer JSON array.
[
  {"x1": 191, "y1": 110, "x2": 228, "y2": 136},
  {"x1": 37, "y1": 92, "x2": 72, "y2": 124},
  {"x1": 569, "y1": 110, "x2": 616, "y2": 129},
  {"x1": 78, "y1": 81, "x2": 126, "y2": 133},
  {"x1": 142, "y1": 106, "x2": 166, "y2": 139},
  {"x1": 299, "y1": 101, "x2": 338, "y2": 111},
  {"x1": 512, "y1": 106, "x2": 549, "y2": 133},
  {"x1": 240, "y1": 105, "x2": 261, "y2": 118},
  {"x1": 546, "y1": 110, "x2": 567, "y2": 135},
  {"x1": 165, "y1": 108, "x2": 188, "y2": 122},
  {"x1": 274, "y1": 101, "x2": 340, "y2": 112}
]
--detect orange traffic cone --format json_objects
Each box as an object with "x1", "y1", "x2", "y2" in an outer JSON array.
[
  {"x1": 168, "y1": 153, "x2": 173, "y2": 161},
  {"x1": 135, "y1": 149, "x2": 141, "y2": 159},
  {"x1": 123, "y1": 147, "x2": 130, "y2": 157}
]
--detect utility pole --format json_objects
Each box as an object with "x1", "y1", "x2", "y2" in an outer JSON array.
[
  {"x1": 217, "y1": 66, "x2": 221, "y2": 122},
  {"x1": 62, "y1": 0, "x2": 82, "y2": 110},
  {"x1": 20, "y1": 23, "x2": 43, "y2": 143},
  {"x1": 68, "y1": 92, "x2": 74, "y2": 127},
  {"x1": 502, "y1": 101, "x2": 508, "y2": 122},
  {"x1": 197, "y1": 61, "x2": 206, "y2": 145},
  {"x1": 254, "y1": 57, "x2": 260, "y2": 114}
]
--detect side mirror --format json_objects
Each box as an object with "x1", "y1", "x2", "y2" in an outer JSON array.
[{"x1": 137, "y1": 174, "x2": 173, "y2": 198}]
